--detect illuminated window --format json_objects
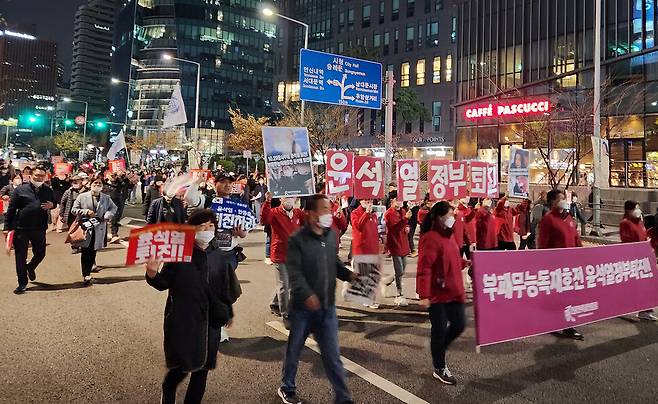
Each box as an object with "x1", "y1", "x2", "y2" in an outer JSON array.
[
  {"x1": 286, "y1": 82, "x2": 300, "y2": 101},
  {"x1": 445, "y1": 55, "x2": 452, "y2": 82},
  {"x1": 432, "y1": 56, "x2": 441, "y2": 83},
  {"x1": 277, "y1": 82, "x2": 285, "y2": 102},
  {"x1": 401, "y1": 62, "x2": 410, "y2": 87},
  {"x1": 416, "y1": 59, "x2": 425, "y2": 85},
  {"x1": 432, "y1": 101, "x2": 442, "y2": 131}
]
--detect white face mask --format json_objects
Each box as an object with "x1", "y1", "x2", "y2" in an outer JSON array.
[
  {"x1": 482, "y1": 200, "x2": 492, "y2": 208},
  {"x1": 31, "y1": 180, "x2": 44, "y2": 188},
  {"x1": 319, "y1": 213, "x2": 333, "y2": 228},
  {"x1": 282, "y1": 199, "x2": 295, "y2": 210},
  {"x1": 461, "y1": 197, "x2": 470, "y2": 205},
  {"x1": 91, "y1": 185, "x2": 103, "y2": 194},
  {"x1": 558, "y1": 200, "x2": 571, "y2": 211},
  {"x1": 72, "y1": 183, "x2": 81, "y2": 189},
  {"x1": 195, "y1": 230, "x2": 215, "y2": 247},
  {"x1": 572, "y1": 197, "x2": 578, "y2": 203},
  {"x1": 443, "y1": 216, "x2": 456, "y2": 229},
  {"x1": 633, "y1": 208, "x2": 642, "y2": 219},
  {"x1": 504, "y1": 201, "x2": 510, "y2": 208}
]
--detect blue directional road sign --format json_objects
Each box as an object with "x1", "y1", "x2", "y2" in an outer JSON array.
[{"x1": 299, "y1": 48, "x2": 382, "y2": 110}]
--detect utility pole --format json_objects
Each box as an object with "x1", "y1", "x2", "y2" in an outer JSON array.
[
  {"x1": 384, "y1": 70, "x2": 395, "y2": 186},
  {"x1": 591, "y1": 0, "x2": 603, "y2": 236}
]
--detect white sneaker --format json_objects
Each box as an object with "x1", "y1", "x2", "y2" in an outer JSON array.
[
  {"x1": 380, "y1": 283, "x2": 390, "y2": 298},
  {"x1": 264, "y1": 258, "x2": 273, "y2": 265},
  {"x1": 394, "y1": 295, "x2": 408, "y2": 306},
  {"x1": 368, "y1": 302, "x2": 380, "y2": 309},
  {"x1": 110, "y1": 235, "x2": 120, "y2": 243},
  {"x1": 638, "y1": 312, "x2": 658, "y2": 321}
]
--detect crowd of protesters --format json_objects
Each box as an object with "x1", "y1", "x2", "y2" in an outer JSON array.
[{"x1": 3, "y1": 154, "x2": 658, "y2": 404}]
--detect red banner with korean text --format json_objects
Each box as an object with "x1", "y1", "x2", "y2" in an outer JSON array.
[
  {"x1": 125, "y1": 223, "x2": 196, "y2": 266},
  {"x1": 190, "y1": 169, "x2": 212, "y2": 182},
  {"x1": 396, "y1": 159, "x2": 421, "y2": 202},
  {"x1": 354, "y1": 156, "x2": 384, "y2": 199},
  {"x1": 108, "y1": 159, "x2": 126, "y2": 173},
  {"x1": 325, "y1": 150, "x2": 354, "y2": 196}
]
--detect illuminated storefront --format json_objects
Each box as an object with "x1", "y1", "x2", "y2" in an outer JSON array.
[{"x1": 456, "y1": 0, "x2": 658, "y2": 190}]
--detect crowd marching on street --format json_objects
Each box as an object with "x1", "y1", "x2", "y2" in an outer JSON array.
[{"x1": 1, "y1": 155, "x2": 658, "y2": 404}]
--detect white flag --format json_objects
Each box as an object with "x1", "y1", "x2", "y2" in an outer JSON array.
[
  {"x1": 107, "y1": 130, "x2": 127, "y2": 160},
  {"x1": 163, "y1": 83, "x2": 188, "y2": 128}
]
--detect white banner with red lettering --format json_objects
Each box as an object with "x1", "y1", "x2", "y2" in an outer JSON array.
[
  {"x1": 326, "y1": 150, "x2": 354, "y2": 196},
  {"x1": 428, "y1": 160, "x2": 469, "y2": 201},
  {"x1": 470, "y1": 161, "x2": 498, "y2": 198},
  {"x1": 396, "y1": 159, "x2": 421, "y2": 202}
]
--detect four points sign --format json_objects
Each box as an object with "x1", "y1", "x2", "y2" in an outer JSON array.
[{"x1": 299, "y1": 48, "x2": 383, "y2": 110}]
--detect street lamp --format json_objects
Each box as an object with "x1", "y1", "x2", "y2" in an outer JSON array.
[
  {"x1": 161, "y1": 54, "x2": 200, "y2": 134},
  {"x1": 63, "y1": 97, "x2": 89, "y2": 161},
  {"x1": 261, "y1": 5, "x2": 309, "y2": 123}
]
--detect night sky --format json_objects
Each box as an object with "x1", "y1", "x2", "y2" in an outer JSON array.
[{"x1": 1, "y1": 0, "x2": 87, "y2": 81}]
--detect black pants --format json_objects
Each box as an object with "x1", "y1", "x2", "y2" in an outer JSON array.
[
  {"x1": 111, "y1": 199, "x2": 125, "y2": 236},
  {"x1": 161, "y1": 368, "x2": 209, "y2": 404},
  {"x1": 498, "y1": 241, "x2": 517, "y2": 250},
  {"x1": 519, "y1": 234, "x2": 536, "y2": 250},
  {"x1": 428, "y1": 302, "x2": 466, "y2": 371},
  {"x1": 13, "y1": 229, "x2": 47, "y2": 287},
  {"x1": 408, "y1": 224, "x2": 417, "y2": 252},
  {"x1": 80, "y1": 230, "x2": 96, "y2": 277},
  {"x1": 460, "y1": 245, "x2": 471, "y2": 260}
]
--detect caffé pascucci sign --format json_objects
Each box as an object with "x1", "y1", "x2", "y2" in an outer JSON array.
[{"x1": 464, "y1": 99, "x2": 550, "y2": 120}]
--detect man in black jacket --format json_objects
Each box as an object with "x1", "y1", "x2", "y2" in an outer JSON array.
[
  {"x1": 3, "y1": 166, "x2": 56, "y2": 294},
  {"x1": 105, "y1": 171, "x2": 134, "y2": 241},
  {"x1": 278, "y1": 194, "x2": 356, "y2": 404}
]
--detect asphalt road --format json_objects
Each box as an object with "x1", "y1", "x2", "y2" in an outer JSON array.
[{"x1": 1, "y1": 205, "x2": 658, "y2": 404}]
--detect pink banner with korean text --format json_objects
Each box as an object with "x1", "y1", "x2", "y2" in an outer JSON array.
[{"x1": 472, "y1": 242, "x2": 658, "y2": 346}]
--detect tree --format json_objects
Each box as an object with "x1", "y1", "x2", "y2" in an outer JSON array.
[
  {"x1": 53, "y1": 132, "x2": 83, "y2": 156},
  {"x1": 127, "y1": 132, "x2": 182, "y2": 151},
  {"x1": 31, "y1": 136, "x2": 57, "y2": 155},
  {"x1": 276, "y1": 103, "x2": 350, "y2": 169},
  {"x1": 226, "y1": 107, "x2": 270, "y2": 154},
  {"x1": 344, "y1": 44, "x2": 381, "y2": 60},
  {"x1": 395, "y1": 88, "x2": 430, "y2": 127}
]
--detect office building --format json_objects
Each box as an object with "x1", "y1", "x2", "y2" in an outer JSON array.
[
  {"x1": 70, "y1": 0, "x2": 115, "y2": 119},
  {"x1": 0, "y1": 29, "x2": 57, "y2": 118},
  {"x1": 110, "y1": 0, "x2": 277, "y2": 155},
  {"x1": 455, "y1": 0, "x2": 658, "y2": 194},
  {"x1": 274, "y1": 0, "x2": 458, "y2": 158}
]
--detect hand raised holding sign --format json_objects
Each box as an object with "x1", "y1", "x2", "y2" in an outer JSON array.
[{"x1": 145, "y1": 257, "x2": 164, "y2": 279}]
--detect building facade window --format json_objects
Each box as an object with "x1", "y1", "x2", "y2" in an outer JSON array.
[
  {"x1": 445, "y1": 54, "x2": 452, "y2": 82},
  {"x1": 347, "y1": 8, "x2": 354, "y2": 31},
  {"x1": 379, "y1": 1, "x2": 385, "y2": 24},
  {"x1": 406, "y1": 25, "x2": 415, "y2": 52},
  {"x1": 394, "y1": 28, "x2": 399, "y2": 54},
  {"x1": 338, "y1": 11, "x2": 345, "y2": 33},
  {"x1": 401, "y1": 62, "x2": 410, "y2": 87},
  {"x1": 373, "y1": 33, "x2": 381, "y2": 48},
  {"x1": 407, "y1": 0, "x2": 415, "y2": 17},
  {"x1": 433, "y1": 56, "x2": 441, "y2": 83},
  {"x1": 416, "y1": 59, "x2": 425, "y2": 85},
  {"x1": 392, "y1": 0, "x2": 399, "y2": 21},
  {"x1": 362, "y1": 4, "x2": 371, "y2": 28},
  {"x1": 277, "y1": 81, "x2": 285, "y2": 102},
  {"x1": 432, "y1": 101, "x2": 442, "y2": 131},
  {"x1": 451, "y1": 16, "x2": 456, "y2": 43},
  {"x1": 383, "y1": 31, "x2": 390, "y2": 55}
]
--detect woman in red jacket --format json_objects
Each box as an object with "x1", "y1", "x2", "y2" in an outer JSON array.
[
  {"x1": 384, "y1": 192, "x2": 411, "y2": 306},
  {"x1": 619, "y1": 200, "x2": 657, "y2": 321},
  {"x1": 416, "y1": 201, "x2": 466, "y2": 386},
  {"x1": 495, "y1": 196, "x2": 517, "y2": 250},
  {"x1": 475, "y1": 199, "x2": 497, "y2": 250}
]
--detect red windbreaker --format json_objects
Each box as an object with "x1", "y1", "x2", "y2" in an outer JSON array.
[
  {"x1": 476, "y1": 208, "x2": 497, "y2": 249},
  {"x1": 537, "y1": 209, "x2": 582, "y2": 249},
  {"x1": 494, "y1": 198, "x2": 517, "y2": 243},
  {"x1": 416, "y1": 229, "x2": 465, "y2": 304},
  {"x1": 384, "y1": 207, "x2": 411, "y2": 256},
  {"x1": 260, "y1": 200, "x2": 305, "y2": 263},
  {"x1": 619, "y1": 216, "x2": 647, "y2": 243},
  {"x1": 331, "y1": 201, "x2": 349, "y2": 249},
  {"x1": 457, "y1": 203, "x2": 476, "y2": 245},
  {"x1": 351, "y1": 205, "x2": 380, "y2": 255}
]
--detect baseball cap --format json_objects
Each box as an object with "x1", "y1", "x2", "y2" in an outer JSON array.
[{"x1": 215, "y1": 172, "x2": 236, "y2": 182}]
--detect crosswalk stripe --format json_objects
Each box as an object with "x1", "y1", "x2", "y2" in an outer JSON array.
[{"x1": 266, "y1": 321, "x2": 429, "y2": 404}]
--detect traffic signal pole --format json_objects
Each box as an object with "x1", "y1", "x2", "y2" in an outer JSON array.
[{"x1": 384, "y1": 70, "x2": 395, "y2": 186}]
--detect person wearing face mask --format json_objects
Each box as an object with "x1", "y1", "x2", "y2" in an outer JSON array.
[
  {"x1": 3, "y1": 166, "x2": 56, "y2": 294},
  {"x1": 59, "y1": 175, "x2": 86, "y2": 233},
  {"x1": 516, "y1": 198, "x2": 533, "y2": 250},
  {"x1": 278, "y1": 194, "x2": 357, "y2": 404},
  {"x1": 456, "y1": 196, "x2": 476, "y2": 258},
  {"x1": 569, "y1": 193, "x2": 587, "y2": 236},
  {"x1": 384, "y1": 192, "x2": 412, "y2": 306},
  {"x1": 251, "y1": 176, "x2": 268, "y2": 223},
  {"x1": 619, "y1": 200, "x2": 657, "y2": 321},
  {"x1": 495, "y1": 196, "x2": 518, "y2": 250},
  {"x1": 146, "y1": 209, "x2": 235, "y2": 404},
  {"x1": 475, "y1": 198, "x2": 497, "y2": 251},
  {"x1": 71, "y1": 177, "x2": 117, "y2": 286},
  {"x1": 146, "y1": 179, "x2": 189, "y2": 225},
  {"x1": 1, "y1": 175, "x2": 22, "y2": 223},
  {"x1": 416, "y1": 201, "x2": 467, "y2": 386},
  {"x1": 537, "y1": 189, "x2": 584, "y2": 340},
  {"x1": 350, "y1": 199, "x2": 383, "y2": 308},
  {"x1": 143, "y1": 176, "x2": 164, "y2": 219},
  {"x1": 50, "y1": 173, "x2": 71, "y2": 233},
  {"x1": 261, "y1": 193, "x2": 304, "y2": 323}
]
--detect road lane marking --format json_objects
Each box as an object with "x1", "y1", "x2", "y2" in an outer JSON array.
[
  {"x1": 266, "y1": 321, "x2": 429, "y2": 404},
  {"x1": 126, "y1": 224, "x2": 142, "y2": 229}
]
